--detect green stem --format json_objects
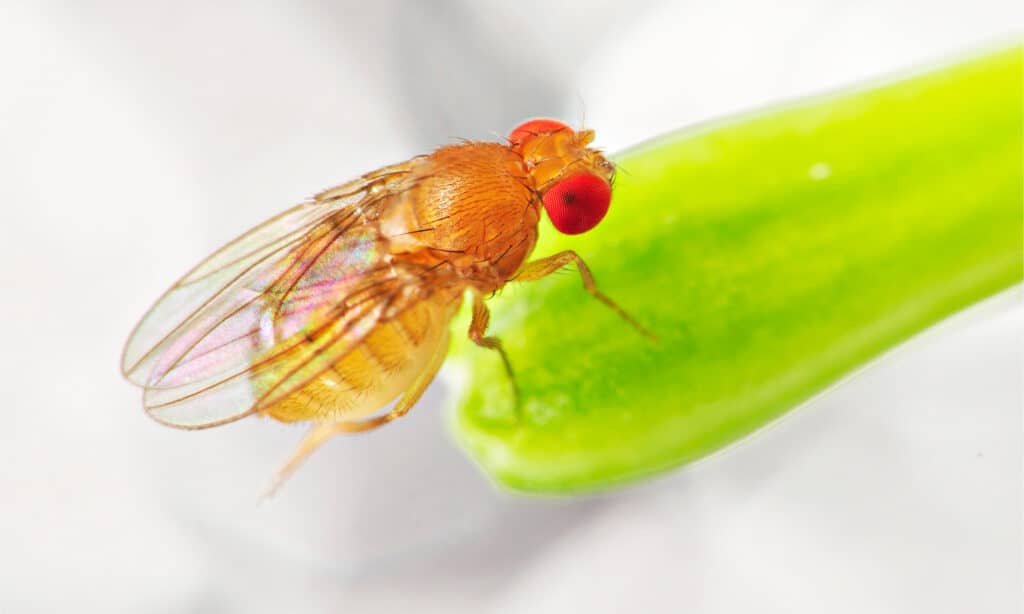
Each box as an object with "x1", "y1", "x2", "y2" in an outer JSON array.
[{"x1": 447, "y1": 45, "x2": 1023, "y2": 493}]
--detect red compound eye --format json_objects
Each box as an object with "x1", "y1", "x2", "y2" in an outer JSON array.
[
  {"x1": 508, "y1": 118, "x2": 571, "y2": 149},
  {"x1": 542, "y1": 173, "x2": 611, "y2": 235}
]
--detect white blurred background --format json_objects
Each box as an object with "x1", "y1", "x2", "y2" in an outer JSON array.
[{"x1": 1, "y1": 1, "x2": 1021, "y2": 612}]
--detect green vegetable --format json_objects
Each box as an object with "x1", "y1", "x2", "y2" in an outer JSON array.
[{"x1": 445, "y1": 46, "x2": 1023, "y2": 493}]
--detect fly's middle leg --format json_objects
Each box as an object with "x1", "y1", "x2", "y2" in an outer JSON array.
[{"x1": 469, "y1": 290, "x2": 521, "y2": 417}]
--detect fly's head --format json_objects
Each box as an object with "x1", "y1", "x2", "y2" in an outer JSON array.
[{"x1": 508, "y1": 119, "x2": 614, "y2": 235}]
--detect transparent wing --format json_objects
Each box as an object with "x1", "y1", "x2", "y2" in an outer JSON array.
[{"x1": 122, "y1": 162, "x2": 422, "y2": 428}]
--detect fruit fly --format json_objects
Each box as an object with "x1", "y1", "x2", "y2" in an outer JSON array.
[{"x1": 121, "y1": 119, "x2": 649, "y2": 492}]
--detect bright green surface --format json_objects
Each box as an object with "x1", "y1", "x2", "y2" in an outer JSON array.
[{"x1": 445, "y1": 47, "x2": 1023, "y2": 493}]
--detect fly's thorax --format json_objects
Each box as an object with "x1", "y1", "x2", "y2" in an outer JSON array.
[
  {"x1": 379, "y1": 141, "x2": 541, "y2": 285},
  {"x1": 518, "y1": 128, "x2": 615, "y2": 196}
]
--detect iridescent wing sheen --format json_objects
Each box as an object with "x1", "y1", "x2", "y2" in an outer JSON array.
[{"x1": 121, "y1": 163, "x2": 423, "y2": 429}]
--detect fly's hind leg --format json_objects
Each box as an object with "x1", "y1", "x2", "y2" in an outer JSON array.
[
  {"x1": 263, "y1": 332, "x2": 450, "y2": 498},
  {"x1": 469, "y1": 291, "x2": 521, "y2": 415},
  {"x1": 514, "y1": 250, "x2": 656, "y2": 340}
]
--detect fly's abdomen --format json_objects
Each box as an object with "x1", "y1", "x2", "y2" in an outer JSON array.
[{"x1": 261, "y1": 293, "x2": 454, "y2": 423}]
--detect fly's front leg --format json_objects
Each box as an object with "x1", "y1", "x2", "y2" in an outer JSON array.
[
  {"x1": 469, "y1": 290, "x2": 521, "y2": 414},
  {"x1": 514, "y1": 250, "x2": 656, "y2": 340}
]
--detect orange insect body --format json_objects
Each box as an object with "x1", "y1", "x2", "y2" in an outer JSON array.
[{"x1": 122, "y1": 119, "x2": 637, "y2": 491}]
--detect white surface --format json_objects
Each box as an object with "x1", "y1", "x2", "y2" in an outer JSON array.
[{"x1": 0, "y1": 1, "x2": 1020, "y2": 612}]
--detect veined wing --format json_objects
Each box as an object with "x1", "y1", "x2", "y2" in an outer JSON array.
[{"x1": 121, "y1": 161, "x2": 420, "y2": 428}]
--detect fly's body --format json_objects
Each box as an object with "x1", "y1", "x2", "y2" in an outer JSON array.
[{"x1": 122, "y1": 119, "x2": 646, "y2": 492}]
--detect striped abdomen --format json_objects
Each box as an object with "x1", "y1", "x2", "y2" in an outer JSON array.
[{"x1": 261, "y1": 292, "x2": 459, "y2": 423}]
